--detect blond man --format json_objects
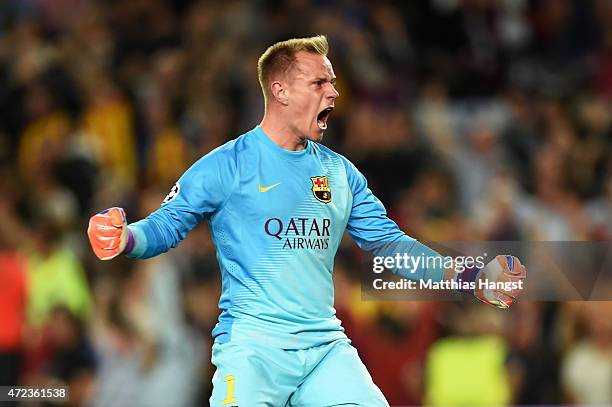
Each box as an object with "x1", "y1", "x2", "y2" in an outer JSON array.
[{"x1": 88, "y1": 35, "x2": 525, "y2": 406}]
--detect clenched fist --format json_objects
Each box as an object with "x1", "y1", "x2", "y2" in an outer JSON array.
[
  {"x1": 456, "y1": 255, "x2": 527, "y2": 309},
  {"x1": 87, "y1": 207, "x2": 129, "y2": 260}
]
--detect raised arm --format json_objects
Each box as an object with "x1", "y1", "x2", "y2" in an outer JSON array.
[
  {"x1": 87, "y1": 146, "x2": 237, "y2": 260},
  {"x1": 341, "y1": 156, "x2": 526, "y2": 308}
]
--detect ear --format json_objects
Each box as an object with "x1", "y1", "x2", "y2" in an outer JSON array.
[{"x1": 270, "y1": 81, "x2": 289, "y2": 106}]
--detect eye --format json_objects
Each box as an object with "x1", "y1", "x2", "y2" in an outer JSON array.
[{"x1": 314, "y1": 80, "x2": 323, "y2": 87}]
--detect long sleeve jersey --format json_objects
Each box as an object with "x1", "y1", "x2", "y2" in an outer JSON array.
[{"x1": 127, "y1": 126, "x2": 444, "y2": 349}]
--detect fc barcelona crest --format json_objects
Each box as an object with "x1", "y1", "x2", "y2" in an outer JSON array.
[{"x1": 311, "y1": 176, "x2": 332, "y2": 204}]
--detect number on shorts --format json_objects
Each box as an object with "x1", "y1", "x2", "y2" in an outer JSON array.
[{"x1": 222, "y1": 374, "x2": 236, "y2": 405}]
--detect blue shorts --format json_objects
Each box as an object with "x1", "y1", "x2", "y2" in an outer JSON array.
[{"x1": 209, "y1": 339, "x2": 389, "y2": 407}]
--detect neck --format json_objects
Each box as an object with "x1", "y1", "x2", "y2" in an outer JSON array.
[{"x1": 260, "y1": 112, "x2": 307, "y2": 151}]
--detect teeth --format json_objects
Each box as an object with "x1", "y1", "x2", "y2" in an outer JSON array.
[{"x1": 317, "y1": 107, "x2": 332, "y2": 131}]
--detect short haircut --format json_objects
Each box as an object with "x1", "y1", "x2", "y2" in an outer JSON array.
[{"x1": 257, "y1": 35, "x2": 329, "y2": 105}]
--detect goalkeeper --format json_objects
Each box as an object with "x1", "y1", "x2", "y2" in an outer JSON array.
[{"x1": 88, "y1": 35, "x2": 526, "y2": 406}]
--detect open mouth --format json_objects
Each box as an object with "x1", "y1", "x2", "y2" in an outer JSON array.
[{"x1": 317, "y1": 106, "x2": 334, "y2": 130}]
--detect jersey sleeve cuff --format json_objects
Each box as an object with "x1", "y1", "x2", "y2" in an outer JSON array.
[{"x1": 124, "y1": 225, "x2": 148, "y2": 258}]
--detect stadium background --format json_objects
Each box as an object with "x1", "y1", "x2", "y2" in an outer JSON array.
[{"x1": 0, "y1": 0, "x2": 611, "y2": 405}]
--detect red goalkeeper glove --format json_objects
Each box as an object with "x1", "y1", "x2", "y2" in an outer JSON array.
[
  {"x1": 456, "y1": 255, "x2": 527, "y2": 309},
  {"x1": 87, "y1": 207, "x2": 131, "y2": 260}
]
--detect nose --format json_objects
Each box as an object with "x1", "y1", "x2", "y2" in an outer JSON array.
[{"x1": 328, "y1": 83, "x2": 339, "y2": 100}]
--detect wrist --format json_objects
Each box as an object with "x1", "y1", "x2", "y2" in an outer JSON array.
[
  {"x1": 123, "y1": 227, "x2": 135, "y2": 255},
  {"x1": 454, "y1": 266, "x2": 481, "y2": 295}
]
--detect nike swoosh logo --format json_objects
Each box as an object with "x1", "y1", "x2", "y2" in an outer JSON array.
[{"x1": 258, "y1": 183, "x2": 281, "y2": 193}]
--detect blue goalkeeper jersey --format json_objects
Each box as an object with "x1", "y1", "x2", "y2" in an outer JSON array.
[{"x1": 127, "y1": 126, "x2": 444, "y2": 349}]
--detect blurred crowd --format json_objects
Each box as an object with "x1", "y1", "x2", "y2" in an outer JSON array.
[{"x1": 0, "y1": 0, "x2": 611, "y2": 405}]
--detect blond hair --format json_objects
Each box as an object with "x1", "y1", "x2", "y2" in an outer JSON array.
[{"x1": 257, "y1": 35, "x2": 329, "y2": 106}]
